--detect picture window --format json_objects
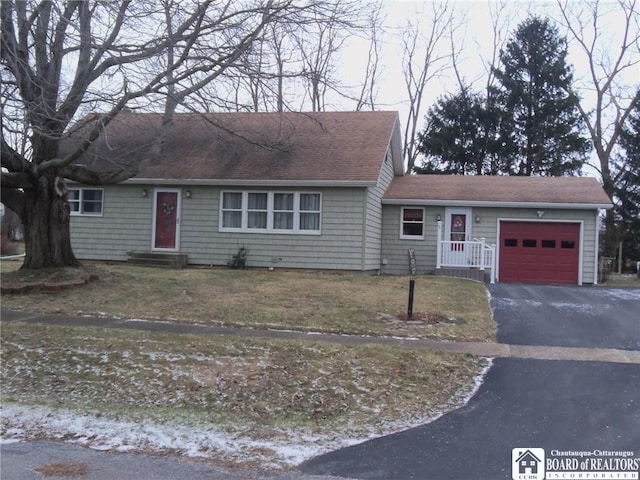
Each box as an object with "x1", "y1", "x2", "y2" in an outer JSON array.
[{"x1": 220, "y1": 191, "x2": 321, "y2": 234}]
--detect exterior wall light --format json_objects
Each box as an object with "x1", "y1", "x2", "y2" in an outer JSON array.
[
  {"x1": 141, "y1": 189, "x2": 148, "y2": 197},
  {"x1": 537, "y1": 210, "x2": 544, "y2": 218},
  {"x1": 185, "y1": 190, "x2": 192, "y2": 198},
  {"x1": 436, "y1": 214, "x2": 442, "y2": 221}
]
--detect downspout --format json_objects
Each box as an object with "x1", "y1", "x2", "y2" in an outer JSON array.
[{"x1": 361, "y1": 188, "x2": 368, "y2": 271}]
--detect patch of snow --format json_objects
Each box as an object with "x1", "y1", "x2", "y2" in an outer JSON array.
[
  {"x1": 0, "y1": 404, "x2": 343, "y2": 467},
  {"x1": 548, "y1": 302, "x2": 605, "y2": 316},
  {"x1": 0, "y1": 360, "x2": 493, "y2": 469},
  {"x1": 0, "y1": 437, "x2": 22, "y2": 445}
]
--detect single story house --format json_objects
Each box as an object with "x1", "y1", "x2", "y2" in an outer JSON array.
[{"x1": 63, "y1": 111, "x2": 612, "y2": 285}]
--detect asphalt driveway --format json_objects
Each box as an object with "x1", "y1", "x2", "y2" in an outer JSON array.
[
  {"x1": 300, "y1": 358, "x2": 640, "y2": 480},
  {"x1": 301, "y1": 284, "x2": 640, "y2": 480},
  {"x1": 489, "y1": 284, "x2": 640, "y2": 350}
]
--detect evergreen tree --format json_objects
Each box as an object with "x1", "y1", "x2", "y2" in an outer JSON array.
[
  {"x1": 493, "y1": 16, "x2": 590, "y2": 176},
  {"x1": 415, "y1": 89, "x2": 504, "y2": 175},
  {"x1": 614, "y1": 94, "x2": 640, "y2": 268}
]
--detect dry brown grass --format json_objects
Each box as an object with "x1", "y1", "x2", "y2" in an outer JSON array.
[
  {"x1": 1, "y1": 321, "x2": 487, "y2": 440},
  {"x1": 1, "y1": 261, "x2": 495, "y2": 342},
  {"x1": 35, "y1": 462, "x2": 89, "y2": 477},
  {"x1": 1, "y1": 262, "x2": 495, "y2": 466},
  {"x1": 604, "y1": 273, "x2": 640, "y2": 288}
]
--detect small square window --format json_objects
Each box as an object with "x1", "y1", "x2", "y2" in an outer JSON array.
[
  {"x1": 69, "y1": 188, "x2": 103, "y2": 216},
  {"x1": 504, "y1": 239, "x2": 518, "y2": 247},
  {"x1": 523, "y1": 239, "x2": 537, "y2": 248},
  {"x1": 561, "y1": 240, "x2": 575, "y2": 249},
  {"x1": 542, "y1": 240, "x2": 556, "y2": 248},
  {"x1": 401, "y1": 208, "x2": 424, "y2": 239}
]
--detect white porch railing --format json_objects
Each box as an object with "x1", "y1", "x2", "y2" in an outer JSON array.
[{"x1": 436, "y1": 221, "x2": 496, "y2": 284}]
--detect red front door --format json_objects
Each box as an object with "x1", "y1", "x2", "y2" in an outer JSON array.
[{"x1": 154, "y1": 191, "x2": 179, "y2": 249}]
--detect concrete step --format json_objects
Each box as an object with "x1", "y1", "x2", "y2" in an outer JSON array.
[{"x1": 126, "y1": 252, "x2": 188, "y2": 269}]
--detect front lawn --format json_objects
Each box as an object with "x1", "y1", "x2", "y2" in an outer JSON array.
[
  {"x1": 1, "y1": 262, "x2": 495, "y2": 342},
  {"x1": 0, "y1": 262, "x2": 495, "y2": 468},
  {"x1": 1, "y1": 322, "x2": 489, "y2": 468}
]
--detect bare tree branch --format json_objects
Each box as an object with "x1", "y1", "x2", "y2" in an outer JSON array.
[{"x1": 401, "y1": 1, "x2": 455, "y2": 172}]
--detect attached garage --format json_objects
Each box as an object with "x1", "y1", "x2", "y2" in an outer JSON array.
[
  {"x1": 382, "y1": 176, "x2": 612, "y2": 284},
  {"x1": 499, "y1": 221, "x2": 581, "y2": 284}
]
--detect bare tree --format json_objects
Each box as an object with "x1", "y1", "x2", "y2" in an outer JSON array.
[
  {"x1": 184, "y1": 1, "x2": 373, "y2": 114},
  {"x1": 355, "y1": 1, "x2": 385, "y2": 111},
  {"x1": 556, "y1": 0, "x2": 640, "y2": 255},
  {"x1": 401, "y1": 2, "x2": 455, "y2": 172},
  {"x1": 0, "y1": 0, "x2": 303, "y2": 269}
]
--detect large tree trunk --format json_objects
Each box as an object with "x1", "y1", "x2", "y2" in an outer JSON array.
[
  {"x1": 21, "y1": 174, "x2": 80, "y2": 269},
  {"x1": 599, "y1": 160, "x2": 618, "y2": 258}
]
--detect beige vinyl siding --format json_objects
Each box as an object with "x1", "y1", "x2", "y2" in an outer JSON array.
[
  {"x1": 381, "y1": 204, "x2": 600, "y2": 283},
  {"x1": 362, "y1": 151, "x2": 396, "y2": 270},
  {"x1": 70, "y1": 184, "x2": 153, "y2": 260}
]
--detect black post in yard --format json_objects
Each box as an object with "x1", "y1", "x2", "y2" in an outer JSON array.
[{"x1": 407, "y1": 278, "x2": 415, "y2": 319}]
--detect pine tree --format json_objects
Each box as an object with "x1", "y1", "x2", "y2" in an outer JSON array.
[
  {"x1": 614, "y1": 94, "x2": 640, "y2": 268},
  {"x1": 416, "y1": 89, "x2": 503, "y2": 175},
  {"x1": 493, "y1": 16, "x2": 590, "y2": 176}
]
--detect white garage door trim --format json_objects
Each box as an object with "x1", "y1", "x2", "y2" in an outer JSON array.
[{"x1": 496, "y1": 218, "x2": 584, "y2": 285}]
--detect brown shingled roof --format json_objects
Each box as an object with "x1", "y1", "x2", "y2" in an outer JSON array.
[
  {"x1": 383, "y1": 175, "x2": 612, "y2": 207},
  {"x1": 63, "y1": 111, "x2": 400, "y2": 184}
]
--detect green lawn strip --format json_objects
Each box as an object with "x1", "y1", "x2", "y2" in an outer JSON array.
[
  {"x1": 1, "y1": 263, "x2": 496, "y2": 342},
  {"x1": 1, "y1": 322, "x2": 487, "y2": 439}
]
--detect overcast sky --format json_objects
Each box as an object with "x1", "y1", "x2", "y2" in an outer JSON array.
[
  {"x1": 354, "y1": 0, "x2": 637, "y2": 111},
  {"x1": 335, "y1": 0, "x2": 638, "y2": 175}
]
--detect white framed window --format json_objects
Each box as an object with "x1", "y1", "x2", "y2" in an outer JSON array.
[
  {"x1": 69, "y1": 188, "x2": 104, "y2": 216},
  {"x1": 273, "y1": 193, "x2": 294, "y2": 230},
  {"x1": 247, "y1": 192, "x2": 268, "y2": 229},
  {"x1": 221, "y1": 192, "x2": 242, "y2": 229},
  {"x1": 220, "y1": 191, "x2": 321, "y2": 234},
  {"x1": 299, "y1": 193, "x2": 321, "y2": 231},
  {"x1": 400, "y1": 207, "x2": 425, "y2": 239}
]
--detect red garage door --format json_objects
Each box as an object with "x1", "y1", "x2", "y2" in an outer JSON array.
[{"x1": 499, "y1": 222, "x2": 580, "y2": 284}]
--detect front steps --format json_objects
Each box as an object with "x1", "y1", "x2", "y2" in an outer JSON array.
[
  {"x1": 434, "y1": 267, "x2": 490, "y2": 283},
  {"x1": 126, "y1": 251, "x2": 188, "y2": 268}
]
